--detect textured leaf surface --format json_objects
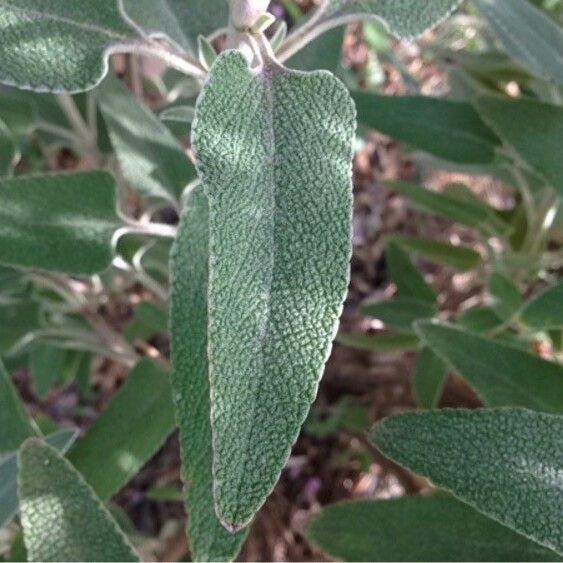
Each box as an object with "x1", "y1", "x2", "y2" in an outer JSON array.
[
  {"x1": 416, "y1": 321, "x2": 563, "y2": 413},
  {"x1": 361, "y1": 298, "x2": 436, "y2": 332},
  {"x1": 68, "y1": 360, "x2": 175, "y2": 501},
  {"x1": 309, "y1": 494, "x2": 560, "y2": 561},
  {"x1": 99, "y1": 75, "x2": 197, "y2": 202},
  {"x1": 170, "y1": 186, "x2": 247, "y2": 561},
  {"x1": 373, "y1": 408, "x2": 563, "y2": 554},
  {"x1": 0, "y1": 428, "x2": 77, "y2": 529},
  {"x1": 0, "y1": 1, "x2": 136, "y2": 92},
  {"x1": 476, "y1": 0, "x2": 563, "y2": 86},
  {"x1": 475, "y1": 96, "x2": 563, "y2": 197},
  {"x1": 385, "y1": 241, "x2": 437, "y2": 304},
  {"x1": 18, "y1": 439, "x2": 138, "y2": 562},
  {"x1": 122, "y1": 0, "x2": 228, "y2": 54},
  {"x1": 353, "y1": 94, "x2": 499, "y2": 163},
  {"x1": 0, "y1": 359, "x2": 35, "y2": 454},
  {"x1": 193, "y1": 51, "x2": 355, "y2": 529},
  {"x1": 520, "y1": 281, "x2": 563, "y2": 330},
  {"x1": 413, "y1": 346, "x2": 448, "y2": 409},
  {"x1": 0, "y1": 171, "x2": 119, "y2": 274},
  {"x1": 391, "y1": 235, "x2": 481, "y2": 271}
]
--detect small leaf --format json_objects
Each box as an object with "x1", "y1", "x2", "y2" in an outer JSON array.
[
  {"x1": 489, "y1": 272, "x2": 523, "y2": 321},
  {"x1": 198, "y1": 35, "x2": 217, "y2": 70},
  {"x1": 122, "y1": 0, "x2": 228, "y2": 54},
  {"x1": 0, "y1": 90, "x2": 37, "y2": 136},
  {"x1": 361, "y1": 298, "x2": 436, "y2": 332},
  {"x1": 457, "y1": 306, "x2": 503, "y2": 333},
  {"x1": 391, "y1": 235, "x2": 482, "y2": 272},
  {"x1": 0, "y1": 1, "x2": 137, "y2": 92},
  {"x1": 385, "y1": 240, "x2": 437, "y2": 304},
  {"x1": 270, "y1": 21, "x2": 288, "y2": 53},
  {"x1": 309, "y1": 494, "x2": 560, "y2": 562},
  {"x1": 0, "y1": 359, "x2": 36, "y2": 454},
  {"x1": 170, "y1": 186, "x2": 247, "y2": 561},
  {"x1": 337, "y1": 331, "x2": 420, "y2": 351},
  {"x1": 0, "y1": 302, "x2": 40, "y2": 355},
  {"x1": 413, "y1": 347, "x2": 448, "y2": 409},
  {"x1": 353, "y1": 94, "x2": 500, "y2": 164},
  {"x1": 386, "y1": 180, "x2": 499, "y2": 229},
  {"x1": 18, "y1": 439, "x2": 138, "y2": 562},
  {"x1": 0, "y1": 118, "x2": 17, "y2": 175},
  {"x1": 30, "y1": 345, "x2": 66, "y2": 398},
  {"x1": 124, "y1": 302, "x2": 168, "y2": 343},
  {"x1": 475, "y1": 96, "x2": 563, "y2": 197},
  {"x1": 160, "y1": 105, "x2": 195, "y2": 124},
  {"x1": 0, "y1": 171, "x2": 119, "y2": 274},
  {"x1": 520, "y1": 281, "x2": 563, "y2": 330},
  {"x1": 416, "y1": 321, "x2": 563, "y2": 413},
  {"x1": 193, "y1": 51, "x2": 355, "y2": 529},
  {"x1": 98, "y1": 75, "x2": 197, "y2": 203},
  {"x1": 475, "y1": 0, "x2": 563, "y2": 86},
  {"x1": 67, "y1": 360, "x2": 175, "y2": 501},
  {"x1": 0, "y1": 428, "x2": 78, "y2": 529},
  {"x1": 372, "y1": 408, "x2": 563, "y2": 555}
]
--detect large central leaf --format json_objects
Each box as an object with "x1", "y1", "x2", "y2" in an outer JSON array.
[{"x1": 192, "y1": 51, "x2": 355, "y2": 530}]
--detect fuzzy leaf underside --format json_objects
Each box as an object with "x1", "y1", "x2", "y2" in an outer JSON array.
[
  {"x1": 0, "y1": 0, "x2": 136, "y2": 92},
  {"x1": 192, "y1": 51, "x2": 355, "y2": 529},
  {"x1": 0, "y1": 171, "x2": 119, "y2": 275},
  {"x1": 171, "y1": 187, "x2": 247, "y2": 561},
  {"x1": 18, "y1": 440, "x2": 138, "y2": 562},
  {"x1": 373, "y1": 408, "x2": 563, "y2": 555}
]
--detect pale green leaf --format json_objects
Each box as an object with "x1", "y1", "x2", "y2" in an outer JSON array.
[
  {"x1": 391, "y1": 235, "x2": 482, "y2": 271},
  {"x1": 98, "y1": 75, "x2": 197, "y2": 203},
  {"x1": 0, "y1": 118, "x2": 17, "y2": 175},
  {"x1": 67, "y1": 359, "x2": 175, "y2": 501},
  {"x1": 489, "y1": 272, "x2": 523, "y2": 321},
  {"x1": 0, "y1": 428, "x2": 78, "y2": 529},
  {"x1": 416, "y1": 321, "x2": 563, "y2": 413},
  {"x1": 413, "y1": 346, "x2": 448, "y2": 409},
  {"x1": 0, "y1": 1, "x2": 137, "y2": 92},
  {"x1": 353, "y1": 94, "x2": 500, "y2": 164},
  {"x1": 309, "y1": 494, "x2": 560, "y2": 561},
  {"x1": 122, "y1": 0, "x2": 228, "y2": 54},
  {"x1": 361, "y1": 298, "x2": 436, "y2": 332},
  {"x1": 372, "y1": 408, "x2": 563, "y2": 555},
  {"x1": 520, "y1": 281, "x2": 563, "y2": 330},
  {"x1": 170, "y1": 186, "x2": 247, "y2": 561},
  {"x1": 337, "y1": 331, "x2": 420, "y2": 351},
  {"x1": 0, "y1": 359, "x2": 35, "y2": 454},
  {"x1": 476, "y1": 0, "x2": 563, "y2": 86},
  {"x1": 193, "y1": 51, "x2": 355, "y2": 530},
  {"x1": 0, "y1": 171, "x2": 119, "y2": 274},
  {"x1": 475, "y1": 95, "x2": 563, "y2": 197},
  {"x1": 160, "y1": 105, "x2": 195, "y2": 124},
  {"x1": 385, "y1": 240, "x2": 437, "y2": 304},
  {"x1": 18, "y1": 439, "x2": 138, "y2": 562}
]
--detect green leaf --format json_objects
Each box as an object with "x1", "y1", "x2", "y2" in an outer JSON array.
[
  {"x1": 385, "y1": 240, "x2": 437, "y2": 304},
  {"x1": 124, "y1": 302, "x2": 168, "y2": 343},
  {"x1": 475, "y1": 0, "x2": 563, "y2": 86},
  {"x1": 122, "y1": 0, "x2": 228, "y2": 54},
  {"x1": 391, "y1": 235, "x2": 482, "y2": 272},
  {"x1": 160, "y1": 105, "x2": 195, "y2": 124},
  {"x1": 0, "y1": 171, "x2": 118, "y2": 274},
  {"x1": 0, "y1": 1, "x2": 137, "y2": 92},
  {"x1": 361, "y1": 298, "x2": 436, "y2": 332},
  {"x1": 30, "y1": 345, "x2": 66, "y2": 398},
  {"x1": 413, "y1": 346, "x2": 448, "y2": 409},
  {"x1": 0, "y1": 90, "x2": 36, "y2": 136},
  {"x1": 192, "y1": 51, "x2": 355, "y2": 530},
  {"x1": 0, "y1": 302, "x2": 40, "y2": 355},
  {"x1": 307, "y1": 0, "x2": 462, "y2": 39},
  {"x1": 309, "y1": 494, "x2": 560, "y2": 561},
  {"x1": 0, "y1": 428, "x2": 78, "y2": 529},
  {"x1": 353, "y1": 94, "x2": 500, "y2": 164},
  {"x1": 170, "y1": 186, "x2": 247, "y2": 561},
  {"x1": 489, "y1": 272, "x2": 523, "y2": 321},
  {"x1": 372, "y1": 408, "x2": 563, "y2": 555},
  {"x1": 416, "y1": 321, "x2": 563, "y2": 413},
  {"x1": 386, "y1": 180, "x2": 499, "y2": 229},
  {"x1": 98, "y1": 75, "x2": 197, "y2": 203},
  {"x1": 0, "y1": 118, "x2": 17, "y2": 175},
  {"x1": 67, "y1": 359, "x2": 175, "y2": 501},
  {"x1": 0, "y1": 359, "x2": 36, "y2": 454},
  {"x1": 457, "y1": 306, "x2": 503, "y2": 333},
  {"x1": 18, "y1": 439, "x2": 138, "y2": 562},
  {"x1": 288, "y1": 27, "x2": 344, "y2": 72},
  {"x1": 337, "y1": 331, "x2": 420, "y2": 351},
  {"x1": 520, "y1": 281, "x2": 563, "y2": 330},
  {"x1": 475, "y1": 96, "x2": 563, "y2": 197}
]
